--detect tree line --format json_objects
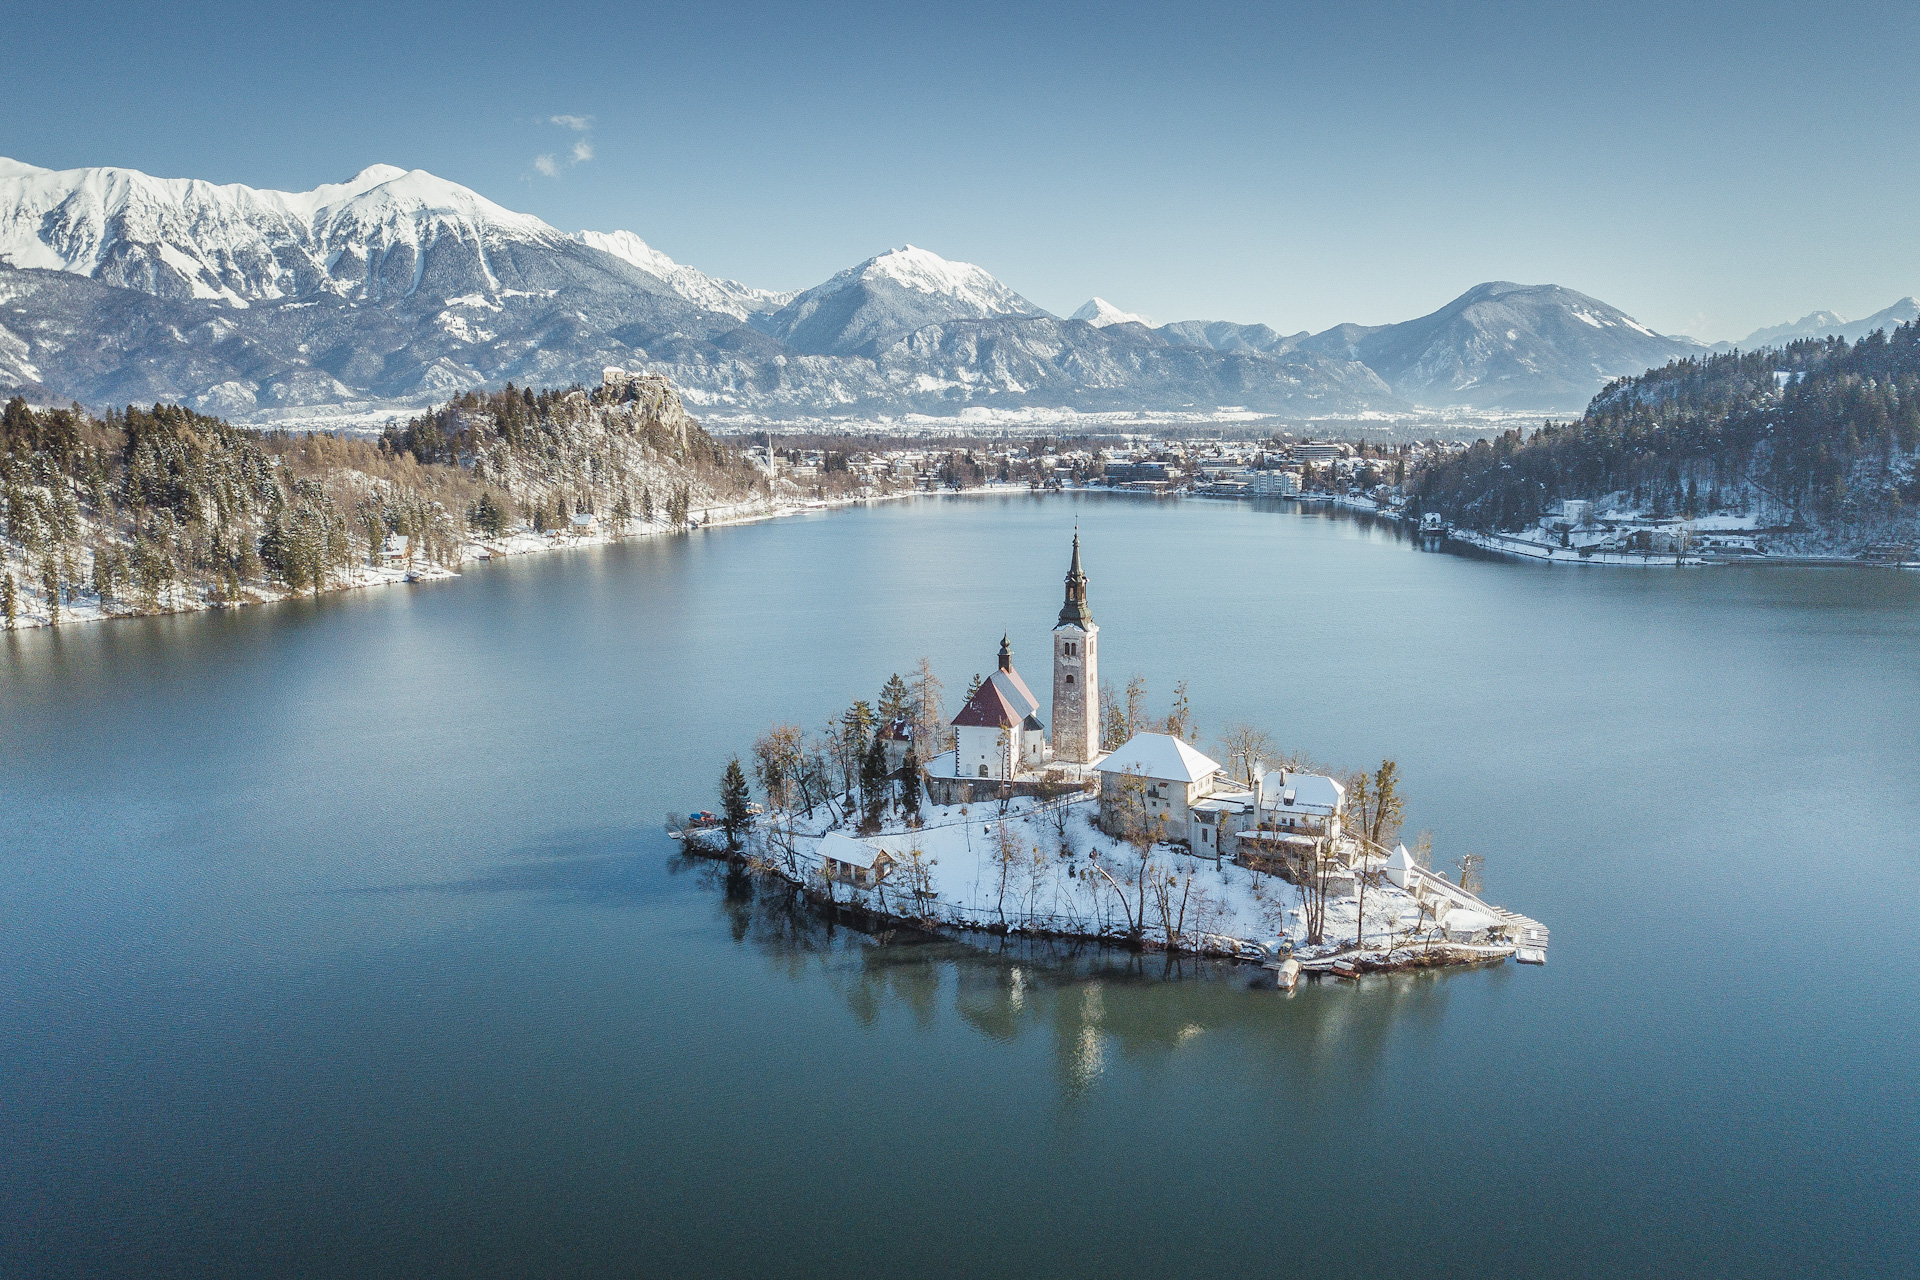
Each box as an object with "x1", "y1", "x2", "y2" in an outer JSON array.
[
  {"x1": 1, "y1": 377, "x2": 762, "y2": 628},
  {"x1": 1411, "y1": 321, "x2": 1920, "y2": 531}
]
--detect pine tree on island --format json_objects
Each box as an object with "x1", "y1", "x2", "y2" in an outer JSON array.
[
  {"x1": 878, "y1": 673, "x2": 911, "y2": 725},
  {"x1": 860, "y1": 732, "x2": 889, "y2": 832},
  {"x1": 719, "y1": 756, "x2": 752, "y2": 852},
  {"x1": 900, "y1": 747, "x2": 922, "y2": 826}
]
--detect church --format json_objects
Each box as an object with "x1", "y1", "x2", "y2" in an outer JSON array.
[{"x1": 923, "y1": 534, "x2": 1103, "y2": 804}]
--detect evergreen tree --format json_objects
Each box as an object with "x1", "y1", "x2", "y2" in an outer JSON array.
[
  {"x1": 877, "y1": 672, "x2": 911, "y2": 725},
  {"x1": 719, "y1": 756, "x2": 752, "y2": 852},
  {"x1": 900, "y1": 747, "x2": 922, "y2": 825},
  {"x1": 2, "y1": 571, "x2": 14, "y2": 628},
  {"x1": 861, "y1": 732, "x2": 889, "y2": 828},
  {"x1": 839, "y1": 700, "x2": 875, "y2": 799},
  {"x1": 40, "y1": 556, "x2": 59, "y2": 625}
]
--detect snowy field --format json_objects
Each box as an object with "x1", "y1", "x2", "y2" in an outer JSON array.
[{"x1": 732, "y1": 795, "x2": 1454, "y2": 963}]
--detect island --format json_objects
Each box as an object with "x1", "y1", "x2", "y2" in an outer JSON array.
[{"x1": 682, "y1": 534, "x2": 1549, "y2": 983}]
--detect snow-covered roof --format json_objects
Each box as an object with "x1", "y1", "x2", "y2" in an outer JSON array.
[
  {"x1": 1096, "y1": 732, "x2": 1222, "y2": 783},
  {"x1": 817, "y1": 831, "x2": 893, "y2": 870},
  {"x1": 1256, "y1": 768, "x2": 1344, "y2": 815}
]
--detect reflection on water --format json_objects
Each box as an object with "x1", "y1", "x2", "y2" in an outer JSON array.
[{"x1": 682, "y1": 854, "x2": 1469, "y2": 1101}]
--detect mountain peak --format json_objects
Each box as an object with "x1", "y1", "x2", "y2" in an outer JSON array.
[
  {"x1": 762, "y1": 245, "x2": 1042, "y2": 356},
  {"x1": 1071, "y1": 297, "x2": 1151, "y2": 327},
  {"x1": 835, "y1": 245, "x2": 1031, "y2": 313}
]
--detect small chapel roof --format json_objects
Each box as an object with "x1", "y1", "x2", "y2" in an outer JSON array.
[{"x1": 952, "y1": 667, "x2": 1041, "y2": 729}]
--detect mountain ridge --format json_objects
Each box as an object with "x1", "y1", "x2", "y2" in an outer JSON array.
[{"x1": 0, "y1": 156, "x2": 1719, "y2": 424}]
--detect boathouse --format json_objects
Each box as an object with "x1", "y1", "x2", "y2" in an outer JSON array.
[{"x1": 817, "y1": 831, "x2": 895, "y2": 888}]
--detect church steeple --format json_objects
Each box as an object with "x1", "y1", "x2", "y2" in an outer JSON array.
[
  {"x1": 999, "y1": 634, "x2": 1013, "y2": 672},
  {"x1": 1058, "y1": 531, "x2": 1093, "y2": 627}
]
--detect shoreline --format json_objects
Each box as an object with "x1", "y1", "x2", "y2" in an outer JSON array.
[
  {"x1": 15, "y1": 481, "x2": 1911, "y2": 635},
  {"x1": 676, "y1": 796, "x2": 1542, "y2": 981},
  {"x1": 0, "y1": 481, "x2": 1049, "y2": 634}
]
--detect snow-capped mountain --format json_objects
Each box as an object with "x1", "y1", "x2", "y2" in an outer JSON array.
[
  {"x1": 1736, "y1": 299, "x2": 1919, "y2": 348},
  {"x1": 1156, "y1": 319, "x2": 1300, "y2": 354},
  {"x1": 1070, "y1": 297, "x2": 1150, "y2": 328},
  {"x1": 756, "y1": 245, "x2": 1044, "y2": 356},
  {"x1": 1293, "y1": 282, "x2": 1706, "y2": 410},
  {"x1": 576, "y1": 229, "x2": 792, "y2": 320},
  {"x1": 0, "y1": 156, "x2": 594, "y2": 305},
  {"x1": 0, "y1": 156, "x2": 791, "y2": 320},
  {"x1": 0, "y1": 154, "x2": 1728, "y2": 423}
]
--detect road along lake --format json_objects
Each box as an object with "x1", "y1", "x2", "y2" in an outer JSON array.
[{"x1": 3, "y1": 493, "x2": 1916, "y2": 1278}]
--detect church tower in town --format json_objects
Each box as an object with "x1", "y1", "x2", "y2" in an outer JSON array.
[{"x1": 1051, "y1": 533, "x2": 1100, "y2": 764}]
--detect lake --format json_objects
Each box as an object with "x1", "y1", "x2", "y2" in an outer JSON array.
[{"x1": 3, "y1": 493, "x2": 1917, "y2": 1279}]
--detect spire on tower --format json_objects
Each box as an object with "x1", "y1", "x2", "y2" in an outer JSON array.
[
  {"x1": 998, "y1": 634, "x2": 1013, "y2": 672},
  {"x1": 1058, "y1": 531, "x2": 1092, "y2": 627}
]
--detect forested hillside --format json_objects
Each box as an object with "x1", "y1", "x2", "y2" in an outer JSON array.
[
  {"x1": 0, "y1": 374, "x2": 765, "y2": 629},
  {"x1": 1412, "y1": 321, "x2": 1920, "y2": 547}
]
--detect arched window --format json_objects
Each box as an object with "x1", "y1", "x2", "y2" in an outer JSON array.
[
  {"x1": 978, "y1": 765, "x2": 989, "y2": 778},
  {"x1": 1065, "y1": 674, "x2": 1074, "y2": 685}
]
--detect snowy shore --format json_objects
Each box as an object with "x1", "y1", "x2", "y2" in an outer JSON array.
[
  {"x1": 691, "y1": 795, "x2": 1520, "y2": 972},
  {"x1": 1, "y1": 483, "x2": 1043, "y2": 633}
]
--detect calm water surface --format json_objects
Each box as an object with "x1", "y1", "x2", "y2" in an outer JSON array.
[{"x1": 3, "y1": 495, "x2": 1917, "y2": 1279}]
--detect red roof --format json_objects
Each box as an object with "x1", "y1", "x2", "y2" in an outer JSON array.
[{"x1": 951, "y1": 668, "x2": 1040, "y2": 729}]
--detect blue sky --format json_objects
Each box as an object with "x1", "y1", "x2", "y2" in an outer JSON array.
[{"x1": 3, "y1": 0, "x2": 1914, "y2": 339}]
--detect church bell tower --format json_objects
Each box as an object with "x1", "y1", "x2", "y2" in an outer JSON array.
[{"x1": 1051, "y1": 533, "x2": 1100, "y2": 764}]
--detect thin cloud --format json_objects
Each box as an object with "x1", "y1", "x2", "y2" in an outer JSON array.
[{"x1": 533, "y1": 114, "x2": 595, "y2": 178}]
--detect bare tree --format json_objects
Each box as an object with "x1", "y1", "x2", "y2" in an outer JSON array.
[
  {"x1": 1302, "y1": 834, "x2": 1340, "y2": 947},
  {"x1": 912, "y1": 657, "x2": 948, "y2": 756},
  {"x1": 1149, "y1": 864, "x2": 1198, "y2": 951},
  {"x1": 900, "y1": 843, "x2": 937, "y2": 919},
  {"x1": 1162, "y1": 680, "x2": 1197, "y2": 741},
  {"x1": 1368, "y1": 759, "x2": 1404, "y2": 847},
  {"x1": 1218, "y1": 723, "x2": 1276, "y2": 787},
  {"x1": 1021, "y1": 841, "x2": 1052, "y2": 928},
  {"x1": 991, "y1": 821, "x2": 1023, "y2": 926},
  {"x1": 752, "y1": 723, "x2": 805, "y2": 811},
  {"x1": 1123, "y1": 674, "x2": 1148, "y2": 741}
]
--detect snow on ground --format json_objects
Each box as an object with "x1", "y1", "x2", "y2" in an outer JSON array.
[{"x1": 743, "y1": 795, "x2": 1441, "y2": 961}]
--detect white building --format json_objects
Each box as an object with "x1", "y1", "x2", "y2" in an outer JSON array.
[
  {"x1": 949, "y1": 636, "x2": 1048, "y2": 781},
  {"x1": 1096, "y1": 733, "x2": 1225, "y2": 835},
  {"x1": 1251, "y1": 470, "x2": 1301, "y2": 497}
]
